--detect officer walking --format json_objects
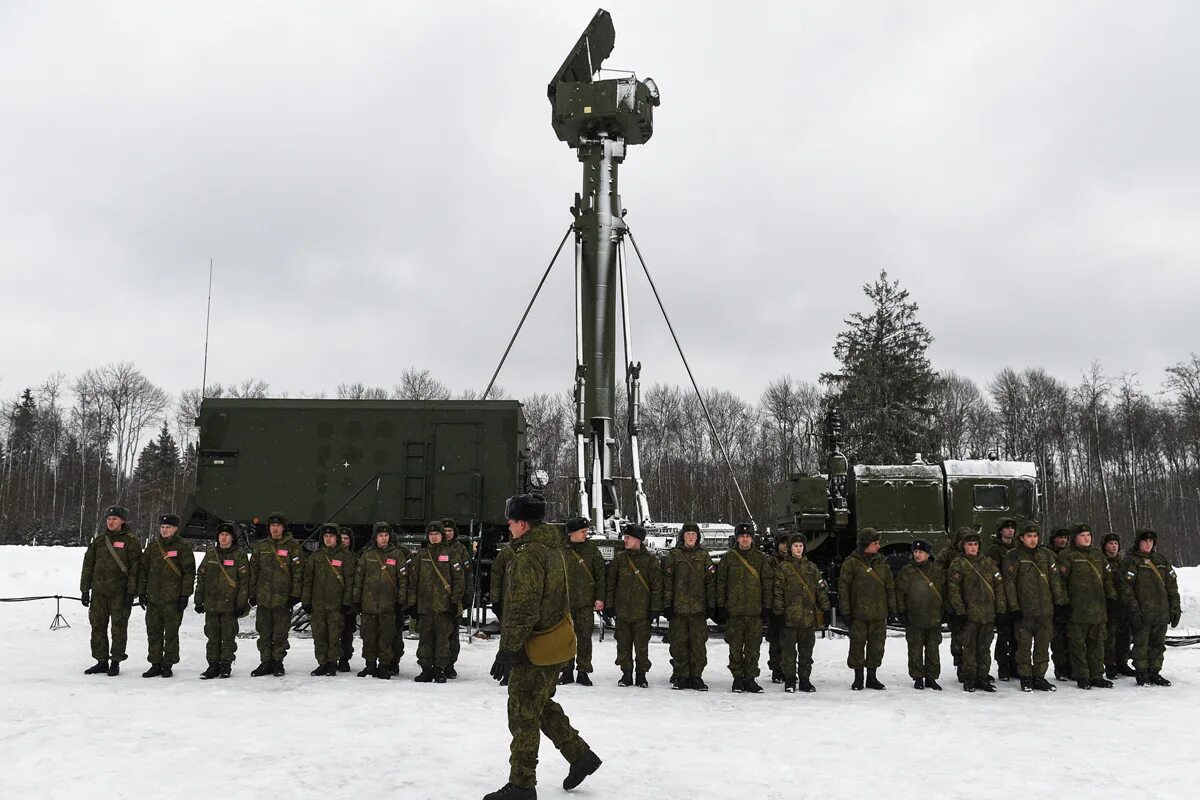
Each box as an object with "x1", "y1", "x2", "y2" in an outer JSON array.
[
  {"x1": 894, "y1": 539, "x2": 944, "y2": 691},
  {"x1": 136, "y1": 513, "x2": 194, "y2": 678},
  {"x1": 1002, "y1": 522, "x2": 1067, "y2": 692},
  {"x1": 560, "y1": 517, "x2": 607, "y2": 687},
  {"x1": 484, "y1": 494, "x2": 601, "y2": 800},
  {"x1": 837, "y1": 528, "x2": 896, "y2": 690},
  {"x1": 80, "y1": 505, "x2": 142, "y2": 676},
  {"x1": 248, "y1": 511, "x2": 303, "y2": 677},
  {"x1": 409, "y1": 521, "x2": 464, "y2": 683},
  {"x1": 301, "y1": 523, "x2": 353, "y2": 676},
  {"x1": 353, "y1": 522, "x2": 404, "y2": 679},
  {"x1": 604, "y1": 524, "x2": 662, "y2": 687},
  {"x1": 716, "y1": 522, "x2": 771, "y2": 693},
  {"x1": 195, "y1": 522, "x2": 250, "y2": 679},
  {"x1": 1119, "y1": 529, "x2": 1182, "y2": 686},
  {"x1": 663, "y1": 522, "x2": 716, "y2": 691},
  {"x1": 1056, "y1": 523, "x2": 1117, "y2": 690},
  {"x1": 772, "y1": 534, "x2": 830, "y2": 693}
]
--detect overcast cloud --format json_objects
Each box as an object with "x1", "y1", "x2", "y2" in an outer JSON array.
[{"x1": 2, "y1": 1, "x2": 1197, "y2": 405}]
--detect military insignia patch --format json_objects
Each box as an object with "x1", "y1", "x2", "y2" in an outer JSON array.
[
  {"x1": 331, "y1": 559, "x2": 342, "y2": 567},
  {"x1": 386, "y1": 558, "x2": 397, "y2": 566},
  {"x1": 276, "y1": 549, "x2": 289, "y2": 556},
  {"x1": 167, "y1": 551, "x2": 177, "y2": 557},
  {"x1": 223, "y1": 559, "x2": 234, "y2": 566},
  {"x1": 114, "y1": 541, "x2": 125, "y2": 549}
]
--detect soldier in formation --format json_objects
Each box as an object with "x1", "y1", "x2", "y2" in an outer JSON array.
[
  {"x1": 1048, "y1": 527, "x2": 1073, "y2": 680},
  {"x1": 604, "y1": 524, "x2": 662, "y2": 687},
  {"x1": 1002, "y1": 522, "x2": 1067, "y2": 692},
  {"x1": 771, "y1": 534, "x2": 829, "y2": 693},
  {"x1": 80, "y1": 505, "x2": 141, "y2": 676},
  {"x1": 1057, "y1": 523, "x2": 1117, "y2": 689},
  {"x1": 559, "y1": 517, "x2": 606, "y2": 686},
  {"x1": 988, "y1": 518, "x2": 1019, "y2": 680},
  {"x1": 301, "y1": 524, "x2": 353, "y2": 676},
  {"x1": 409, "y1": 521, "x2": 464, "y2": 683},
  {"x1": 352, "y1": 522, "x2": 405, "y2": 679},
  {"x1": 442, "y1": 517, "x2": 474, "y2": 679},
  {"x1": 136, "y1": 513, "x2": 194, "y2": 678},
  {"x1": 195, "y1": 522, "x2": 250, "y2": 679},
  {"x1": 337, "y1": 526, "x2": 359, "y2": 672},
  {"x1": 1101, "y1": 532, "x2": 1134, "y2": 679},
  {"x1": 934, "y1": 526, "x2": 965, "y2": 672},
  {"x1": 837, "y1": 528, "x2": 895, "y2": 690},
  {"x1": 947, "y1": 531, "x2": 1005, "y2": 692},
  {"x1": 662, "y1": 522, "x2": 716, "y2": 691},
  {"x1": 894, "y1": 539, "x2": 944, "y2": 691},
  {"x1": 248, "y1": 511, "x2": 302, "y2": 677},
  {"x1": 766, "y1": 533, "x2": 789, "y2": 684},
  {"x1": 1119, "y1": 529, "x2": 1181, "y2": 686},
  {"x1": 716, "y1": 522, "x2": 771, "y2": 693},
  {"x1": 484, "y1": 494, "x2": 600, "y2": 800}
]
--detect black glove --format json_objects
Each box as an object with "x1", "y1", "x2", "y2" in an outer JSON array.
[
  {"x1": 489, "y1": 649, "x2": 529, "y2": 682},
  {"x1": 706, "y1": 606, "x2": 717, "y2": 623},
  {"x1": 342, "y1": 604, "x2": 353, "y2": 614},
  {"x1": 122, "y1": 593, "x2": 135, "y2": 609},
  {"x1": 1054, "y1": 604, "x2": 1070, "y2": 625},
  {"x1": 761, "y1": 609, "x2": 772, "y2": 625},
  {"x1": 137, "y1": 596, "x2": 147, "y2": 610},
  {"x1": 841, "y1": 614, "x2": 853, "y2": 628},
  {"x1": 491, "y1": 602, "x2": 503, "y2": 619},
  {"x1": 1170, "y1": 609, "x2": 1181, "y2": 628},
  {"x1": 352, "y1": 602, "x2": 362, "y2": 614},
  {"x1": 237, "y1": 605, "x2": 250, "y2": 618},
  {"x1": 662, "y1": 607, "x2": 674, "y2": 621},
  {"x1": 1106, "y1": 599, "x2": 1118, "y2": 618},
  {"x1": 287, "y1": 596, "x2": 299, "y2": 609},
  {"x1": 714, "y1": 608, "x2": 729, "y2": 625},
  {"x1": 176, "y1": 597, "x2": 188, "y2": 613},
  {"x1": 302, "y1": 603, "x2": 313, "y2": 614},
  {"x1": 80, "y1": 589, "x2": 90, "y2": 607},
  {"x1": 195, "y1": 603, "x2": 205, "y2": 615},
  {"x1": 1128, "y1": 608, "x2": 1144, "y2": 631},
  {"x1": 248, "y1": 596, "x2": 257, "y2": 608},
  {"x1": 601, "y1": 610, "x2": 615, "y2": 626},
  {"x1": 956, "y1": 614, "x2": 969, "y2": 627},
  {"x1": 894, "y1": 613, "x2": 908, "y2": 626}
]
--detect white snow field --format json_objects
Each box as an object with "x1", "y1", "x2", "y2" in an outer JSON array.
[{"x1": 2, "y1": 545, "x2": 1198, "y2": 800}]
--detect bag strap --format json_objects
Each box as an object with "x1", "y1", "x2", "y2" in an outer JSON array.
[
  {"x1": 103, "y1": 536, "x2": 129, "y2": 575},
  {"x1": 156, "y1": 537, "x2": 182, "y2": 577},
  {"x1": 324, "y1": 551, "x2": 345, "y2": 587},
  {"x1": 963, "y1": 558, "x2": 996, "y2": 599},
  {"x1": 732, "y1": 549, "x2": 759, "y2": 581},
  {"x1": 626, "y1": 556, "x2": 652, "y2": 594},
  {"x1": 377, "y1": 551, "x2": 398, "y2": 590},
  {"x1": 1080, "y1": 554, "x2": 1105, "y2": 587},
  {"x1": 570, "y1": 549, "x2": 594, "y2": 583},
  {"x1": 786, "y1": 561, "x2": 819, "y2": 609},
  {"x1": 1142, "y1": 557, "x2": 1166, "y2": 587},
  {"x1": 426, "y1": 553, "x2": 455, "y2": 600},
  {"x1": 213, "y1": 553, "x2": 237, "y2": 589}
]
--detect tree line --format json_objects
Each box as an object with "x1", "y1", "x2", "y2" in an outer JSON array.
[{"x1": 3, "y1": 274, "x2": 1198, "y2": 564}]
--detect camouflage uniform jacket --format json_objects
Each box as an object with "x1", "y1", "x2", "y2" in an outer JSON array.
[
  {"x1": 948, "y1": 553, "x2": 1006, "y2": 622},
  {"x1": 564, "y1": 539, "x2": 607, "y2": 610},
  {"x1": 837, "y1": 549, "x2": 896, "y2": 621},
  {"x1": 80, "y1": 529, "x2": 142, "y2": 597},
  {"x1": 499, "y1": 523, "x2": 572, "y2": 656},
  {"x1": 137, "y1": 534, "x2": 195, "y2": 605},
  {"x1": 771, "y1": 555, "x2": 830, "y2": 628},
  {"x1": 249, "y1": 533, "x2": 303, "y2": 608},
  {"x1": 663, "y1": 544, "x2": 716, "y2": 615},
  {"x1": 195, "y1": 545, "x2": 250, "y2": 613},
  {"x1": 1002, "y1": 545, "x2": 1066, "y2": 616},
  {"x1": 894, "y1": 560, "x2": 945, "y2": 628},
  {"x1": 446, "y1": 538, "x2": 473, "y2": 605},
  {"x1": 1056, "y1": 545, "x2": 1115, "y2": 624},
  {"x1": 716, "y1": 546, "x2": 772, "y2": 616},
  {"x1": 408, "y1": 541, "x2": 465, "y2": 614},
  {"x1": 1118, "y1": 549, "x2": 1181, "y2": 625},
  {"x1": 934, "y1": 531, "x2": 962, "y2": 569},
  {"x1": 353, "y1": 544, "x2": 405, "y2": 614},
  {"x1": 489, "y1": 545, "x2": 516, "y2": 614},
  {"x1": 301, "y1": 544, "x2": 354, "y2": 612},
  {"x1": 987, "y1": 536, "x2": 1014, "y2": 570},
  {"x1": 605, "y1": 547, "x2": 663, "y2": 618}
]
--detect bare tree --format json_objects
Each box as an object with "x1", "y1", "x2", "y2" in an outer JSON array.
[
  {"x1": 337, "y1": 382, "x2": 390, "y2": 400},
  {"x1": 393, "y1": 368, "x2": 451, "y2": 400}
]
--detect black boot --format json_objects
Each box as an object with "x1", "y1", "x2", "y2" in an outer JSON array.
[
  {"x1": 771, "y1": 668, "x2": 784, "y2": 684},
  {"x1": 925, "y1": 678, "x2": 942, "y2": 691},
  {"x1": 142, "y1": 664, "x2": 163, "y2": 678},
  {"x1": 481, "y1": 782, "x2": 537, "y2": 800},
  {"x1": 414, "y1": 667, "x2": 434, "y2": 683},
  {"x1": 1090, "y1": 677, "x2": 1114, "y2": 689},
  {"x1": 1117, "y1": 663, "x2": 1138, "y2": 677},
  {"x1": 445, "y1": 665, "x2": 458, "y2": 680},
  {"x1": 337, "y1": 658, "x2": 351, "y2": 673},
  {"x1": 732, "y1": 677, "x2": 745, "y2": 693},
  {"x1": 1136, "y1": 672, "x2": 1149, "y2": 686},
  {"x1": 160, "y1": 666, "x2": 173, "y2": 678},
  {"x1": 218, "y1": 662, "x2": 232, "y2": 679},
  {"x1": 250, "y1": 661, "x2": 273, "y2": 677},
  {"x1": 963, "y1": 678, "x2": 976, "y2": 693},
  {"x1": 784, "y1": 680, "x2": 796, "y2": 693},
  {"x1": 432, "y1": 667, "x2": 447, "y2": 684},
  {"x1": 1054, "y1": 668, "x2": 1070, "y2": 682},
  {"x1": 107, "y1": 661, "x2": 120, "y2": 676},
  {"x1": 576, "y1": 671, "x2": 592, "y2": 686},
  {"x1": 618, "y1": 670, "x2": 634, "y2": 687},
  {"x1": 387, "y1": 662, "x2": 400, "y2": 676},
  {"x1": 559, "y1": 667, "x2": 575, "y2": 685},
  {"x1": 1031, "y1": 677, "x2": 1056, "y2": 692},
  {"x1": 635, "y1": 671, "x2": 648, "y2": 688},
  {"x1": 200, "y1": 662, "x2": 220, "y2": 680},
  {"x1": 1076, "y1": 678, "x2": 1091, "y2": 690},
  {"x1": 1104, "y1": 666, "x2": 1118, "y2": 680},
  {"x1": 1149, "y1": 672, "x2": 1172, "y2": 687},
  {"x1": 797, "y1": 677, "x2": 815, "y2": 693},
  {"x1": 563, "y1": 749, "x2": 602, "y2": 790},
  {"x1": 85, "y1": 661, "x2": 109, "y2": 675},
  {"x1": 865, "y1": 669, "x2": 885, "y2": 690},
  {"x1": 273, "y1": 660, "x2": 286, "y2": 677},
  {"x1": 977, "y1": 678, "x2": 996, "y2": 692},
  {"x1": 744, "y1": 678, "x2": 764, "y2": 693},
  {"x1": 358, "y1": 661, "x2": 376, "y2": 678},
  {"x1": 376, "y1": 665, "x2": 391, "y2": 680},
  {"x1": 693, "y1": 676, "x2": 709, "y2": 692},
  {"x1": 1019, "y1": 677, "x2": 1033, "y2": 692},
  {"x1": 851, "y1": 669, "x2": 864, "y2": 691},
  {"x1": 913, "y1": 677, "x2": 925, "y2": 690},
  {"x1": 998, "y1": 664, "x2": 1010, "y2": 681}
]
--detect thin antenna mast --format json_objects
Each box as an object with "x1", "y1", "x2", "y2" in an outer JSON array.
[{"x1": 201, "y1": 259, "x2": 213, "y2": 398}]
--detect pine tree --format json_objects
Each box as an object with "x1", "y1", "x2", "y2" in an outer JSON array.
[{"x1": 821, "y1": 270, "x2": 937, "y2": 463}]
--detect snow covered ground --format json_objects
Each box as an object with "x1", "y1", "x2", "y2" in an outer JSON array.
[{"x1": 2, "y1": 545, "x2": 1198, "y2": 800}]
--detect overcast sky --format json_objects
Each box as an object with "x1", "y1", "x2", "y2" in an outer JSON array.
[{"x1": 2, "y1": 1, "x2": 1197, "y2": 407}]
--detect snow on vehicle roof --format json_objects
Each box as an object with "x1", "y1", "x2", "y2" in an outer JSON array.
[
  {"x1": 853, "y1": 464, "x2": 944, "y2": 480},
  {"x1": 943, "y1": 459, "x2": 1036, "y2": 479}
]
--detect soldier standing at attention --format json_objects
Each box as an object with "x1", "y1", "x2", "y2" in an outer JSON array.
[
  {"x1": 1100, "y1": 533, "x2": 1134, "y2": 679},
  {"x1": 935, "y1": 526, "x2": 967, "y2": 673},
  {"x1": 605, "y1": 524, "x2": 662, "y2": 687},
  {"x1": 353, "y1": 522, "x2": 404, "y2": 679},
  {"x1": 988, "y1": 518, "x2": 1018, "y2": 681},
  {"x1": 248, "y1": 511, "x2": 302, "y2": 677},
  {"x1": 442, "y1": 518, "x2": 474, "y2": 680},
  {"x1": 716, "y1": 522, "x2": 771, "y2": 693},
  {"x1": 409, "y1": 521, "x2": 464, "y2": 683},
  {"x1": 894, "y1": 539, "x2": 944, "y2": 691},
  {"x1": 1119, "y1": 529, "x2": 1182, "y2": 686},
  {"x1": 301, "y1": 523, "x2": 353, "y2": 676},
  {"x1": 948, "y1": 531, "x2": 1005, "y2": 692},
  {"x1": 195, "y1": 522, "x2": 250, "y2": 679},
  {"x1": 136, "y1": 513, "x2": 194, "y2": 678},
  {"x1": 484, "y1": 494, "x2": 601, "y2": 800},
  {"x1": 1056, "y1": 523, "x2": 1117, "y2": 690},
  {"x1": 337, "y1": 526, "x2": 359, "y2": 672},
  {"x1": 766, "y1": 533, "x2": 789, "y2": 684},
  {"x1": 837, "y1": 528, "x2": 895, "y2": 690},
  {"x1": 663, "y1": 522, "x2": 716, "y2": 691},
  {"x1": 1048, "y1": 527, "x2": 1073, "y2": 681},
  {"x1": 772, "y1": 534, "x2": 829, "y2": 693},
  {"x1": 1003, "y1": 522, "x2": 1067, "y2": 692},
  {"x1": 80, "y1": 505, "x2": 141, "y2": 676},
  {"x1": 560, "y1": 517, "x2": 606, "y2": 686},
  {"x1": 384, "y1": 535, "x2": 414, "y2": 677}
]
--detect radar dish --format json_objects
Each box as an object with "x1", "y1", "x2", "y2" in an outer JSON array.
[{"x1": 547, "y1": 8, "x2": 616, "y2": 102}]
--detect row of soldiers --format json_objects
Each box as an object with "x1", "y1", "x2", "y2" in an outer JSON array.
[{"x1": 79, "y1": 506, "x2": 476, "y2": 680}]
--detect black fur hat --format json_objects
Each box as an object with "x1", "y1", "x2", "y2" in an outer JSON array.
[
  {"x1": 734, "y1": 522, "x2": 755, "y2": 538},
  {"x1": 159, "y1": 513, "x2": 181, "y2": 527},
  {"x1": 564, "y1": 517, "x2": 591, "y2": 533},
  {"x1": 267, "y1": 511, "x2": 286, "y2": 525},
  {"x1": 1101, "y1": 533, "x2": 1121, "y2": 547},
  {"x1": 1136, "y1": 529, "x2": 1157, "y2": 542},
  {"x1": 681, "y1": 522, "x2": 701, "y2": 535},
  {"x1": 505, "y1": 493, "x2": 546, "y2": 523},
  {"x1": 911, "y1": 539, "x2": 932, "y2": 554},
  {"x1": 105, "y1": 505, "x2": 129, "y2": 521},
  {"x1": 216, "y1": 522, "x2": 237, "y2": 536},
  {"x1": 623, "y1": 524, "x2": 647, "y2": 541}
]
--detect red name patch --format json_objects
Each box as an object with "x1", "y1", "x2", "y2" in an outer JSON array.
[
  {"x1": 113, "y1": 541, "x2": 125, "y2": 549},
  {"x1": 438, "y1": 554, "x2": 449, "y2": 562},
  {"x1": 332, "y1": 559, "x2": 343, "y2": 567},
  {"x1": 223, "y1": 559, "x2": 234, "y2": 566},
  {"x1": 386, "y1": 559, "x2": 397, "y2": 566},
  {"x1": 276, "y1": 549, "x2": 289, "y2": 556},
  {"x1": 166, "y1": 551, "x2": 178, "y2": 557}
]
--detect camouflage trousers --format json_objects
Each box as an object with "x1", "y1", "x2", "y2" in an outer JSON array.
[
  {"x1": 1051, "y1": 619, "x2": 1071, "y2": 675},
  {"x1": 204, "y1": 611, "x2": 239, "y2": 664},
  {"x1": 386, "y1": 613, "x2": 407, "y2": 666},
  {"x1": 310, "y1": 609, "x2": 344, "y2": 665},
  {"x1": 571, "y1": 606, "x2": 596, "y2": 672},
  {"x1": 1014, "y1": 614, "x2": 1052, "y2": 678},
  {"x1": 89, "y1": 592, "x2": 132, "y2": 663},
  {"x1": 145, "y1": 602, "x2": 183, "y2": 666},
  {"x1": 614, "y1": 615, "x2": 652, "y2": 673},
  {"x1": 958, "y1": 620, "x2": 994, "y2": 681},
  {"x1": 340, "y1": 609, "x2": 357, "y2": 662},
  {"x1": 360, "y1": 610, "x2": 396, "y2": 664},
  {"x1": 904, "y1": 624, "x2": 941, "y2": 679},
  {"x1": 507, "y1": 663, "x2": 590, "y2": 789},
  {"x1": 993, "y1": 614, "x2": 1017, "y2": 676},
  {"x1": 780, "y1": 626, "x2": 816, "y2": 681},
  {"x1": 1105, "y1": 614, "x2": 1132, "y2": 669},
  {"x1": 947, "y1": 615, "x2": 962, "y2": 668},
  {"x1": 668, "y1": 612, "x2": 709, "y2": 678},
  {"x1": 1131, "y1": 623, "x2": 1167, "y2": 673},
  {"x1": 416, "y1": 612, "x2": 455, "y2": 670},
  {"x1": 724, "y1": 614, "x2": 763, "y2": 678},
  {"x1": 766, "y1": 612, "x2": 784, "y2": 674},
  {"x1": 255, "y1": 605, "x2": 292, "y2": 662},
  {"x1": 1067, "y1": 621, "x2": 1105, "y2": 681},
  {"x1": 846, "y1": 618, "x2": 886, "y2": 670}
]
